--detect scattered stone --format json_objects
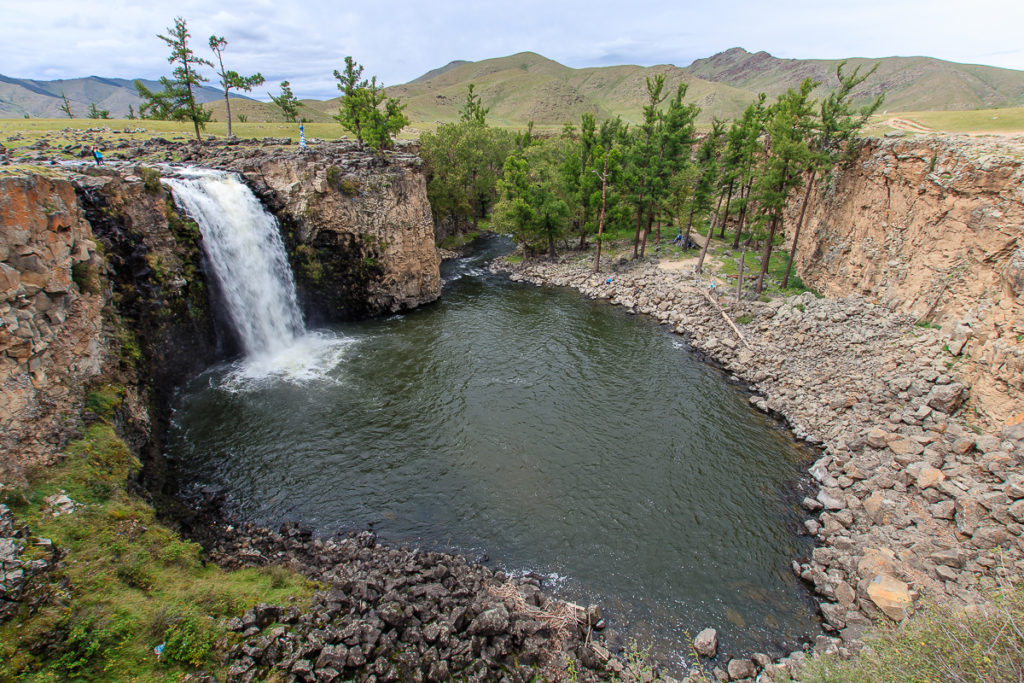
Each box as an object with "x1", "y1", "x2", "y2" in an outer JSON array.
[{"x1": 693, "y1": 628, "x2": 718, "y2": 658}]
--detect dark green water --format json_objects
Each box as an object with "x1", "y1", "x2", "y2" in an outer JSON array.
[{"x1": 168, "y1": 239, "x2": 818, "y2": 666}]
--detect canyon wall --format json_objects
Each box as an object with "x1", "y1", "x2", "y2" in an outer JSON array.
[
  {"x1": 199, "y1": 141, "x2": 441, "y2": 323},
  {"x1": 0, "y1": 171, "x2": 105, "y2": 482},
  {"x1": 788, "y1": 136, "x2": 1024, "y2": 427}
]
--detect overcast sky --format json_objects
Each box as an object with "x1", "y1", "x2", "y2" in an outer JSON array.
[{"x1": 3, "y1": 0, "x2": 1022, "y2": 100}]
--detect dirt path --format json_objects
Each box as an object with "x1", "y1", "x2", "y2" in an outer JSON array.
[{"x1": 886, "y1": 117, "x2": 934, "y2": 133}]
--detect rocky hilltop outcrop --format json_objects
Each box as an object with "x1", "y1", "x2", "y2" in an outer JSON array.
[{"x1": 788, "y1": 135, "x2": 1024, "y2": 427}]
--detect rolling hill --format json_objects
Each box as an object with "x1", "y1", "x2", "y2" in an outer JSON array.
[
  {"x1": 683, "y1": 47, "x2": 1024, "y2": 112},
  {"x1": 5, "y1": 48, "x2": 1024, "y2": 126}
]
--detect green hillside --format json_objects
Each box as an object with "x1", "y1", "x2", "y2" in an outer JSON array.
[
  {"x1": 376, "y1": 52, "x2": 757, "y2": 126},
  {"x1": 683, "y1": 47, "x2": 1024, "y2": 112}
]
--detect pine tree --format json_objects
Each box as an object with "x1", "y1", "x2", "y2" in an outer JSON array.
[
  {"x1": 270, "y1": 81, "x2": 302, "y2": 122},
  {"x1": 752, "y1": 79, "x2": 818, "y2": 294},
  {"x1": 135, "y1": 17, "x2": 212, "y2": 142},
  {"x1": 333, "y1": 60, "x2": 408, "y2": 152},
  {"x1": 87, "y1": 103, "x2": 110, "y2": 119},
  {"x1": 693, "y1": 119, "x2": 727, "y2": 272},
  {"x1": 209, "y1": 35, "x2": 264, "y2": 137},
  {"x1": 781, "y1": 62, "x2": 883, "y2": 287},
  {"x1": 59, "y1": 91, "x2": 74, "y2": 118},
  {"x1": 459, "y1": 83, "x2": 489, "y2": 124},
  {"x1": 333, "y1": 57, "x2": 367, "y2": 144},
  {"x1": 730, "y1": 94, "x2": 769, "y2": 250}
]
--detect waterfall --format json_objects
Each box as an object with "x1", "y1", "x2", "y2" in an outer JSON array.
[
  {"x1": 163, "y1": 168, "x2": 305, "y2": 356},
  {"x1": 164, "y1": 168, "x2": 348, "y2": 386}
]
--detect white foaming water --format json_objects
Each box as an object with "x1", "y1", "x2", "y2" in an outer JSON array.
[{"x1": 164, "y1": 168, "x2": 347, "y2": 385}]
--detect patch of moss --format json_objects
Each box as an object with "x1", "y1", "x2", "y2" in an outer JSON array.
[{"x1": 72, "y1": 261, "x2": 102, "y2": 295}]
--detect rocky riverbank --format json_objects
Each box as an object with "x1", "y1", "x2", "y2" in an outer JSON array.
[
  {"x1": 179, "y1": 505, "x2": 617, "y2": 683},
  {"x1": 495, "y1": 253, "x2": 1024, "y2": 678}
]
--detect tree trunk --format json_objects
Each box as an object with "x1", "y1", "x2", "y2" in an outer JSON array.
[
  {"x1": 224, "y1": 89, "x2": 233, "y2": 137},
  {"x1": 593, "y1": 156, "x2": 608, "y2": 272},
  {"x1": 736, "y1": 234, "x2": 753, "y2": 302},
  {"x1": 782, "y1": 168, "x2": 816, "y2": 288},
  {"x1": 695, "y1": 207, "x2": 718, "y2": 274},
  {"x1": 684, "y1": 204, "x2": 696, "y2": 250},
  {"x1": 632, "y1": 198, "x2": 644, "y2": 259},
  {"x1": 755, "y1": 213, "x2": 779, "y2": 294},
  {"x1": 718, "y1": 181, "x2": 735, "y2": 239},
  {"x1": 709, "y1": 191, "x2": 725, "y2": 240},
  {"x1": 731, "y1": 178, "x2": 753, "y2": 249},
  {"x1": 639, "y1": 201, "x2": 654, "y2": 258}
]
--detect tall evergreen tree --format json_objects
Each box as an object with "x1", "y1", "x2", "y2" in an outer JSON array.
[
  {"x1": 730, "y1": 94, "x2": 769, "y2": 249},
  {"x1": 135, "y1": 17, "x2": 212, "y2": 142},
  {"x1": 333, "y1": 57, "x2": 367, "y2": 144},
  {"x1": 752, "y1": 78, "x2": 818, "y2": 293},
  {"x1": 781, "y1": 62, "x2": 883, "y2": 287},
  {"x1": 333, "y1": 60, "x2": 408, "y2": 152},
  {"x1": 270, "y1": 81, "x2": 302, "y2": 122},
  {"x1": 625, "y1": 75, "x2": 666, "y2": 259},
  {"x1": 693, "y1": 119, "x2": 727, "y2": 272},
  {"x1": 459, "y1": 83, "x2": 489, "y2": 124},
  {"x1": 209, "y1": 35, "x2": 264, "y2": 137}
]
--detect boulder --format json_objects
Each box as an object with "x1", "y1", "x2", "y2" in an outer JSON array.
[
  {"x1": 693, "y1": 627, "x2": 718, "y2": 658},
  {"x1": 926, "y1": 383, "x2": 965, "y2": 414},
  {"x1": 467, "y1": 605, "x2": 509, "y2": 637},
  {"x1": 866, "y1": 574, "x2": 913, "y2": 621},
  {"x1": 727, "y1": 658, "x2": 757, "y2": 680}
]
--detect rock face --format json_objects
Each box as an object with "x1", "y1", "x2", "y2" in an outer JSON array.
[
  {"x1": 788, "y1": 136, "x2": 1024, "y2": 426},
  {"x1": 1, "y1": 172, "x2": 105, "y2": 482},
  {"x1": 200, "y1": 141, "x2": 441, "y2": 323}
]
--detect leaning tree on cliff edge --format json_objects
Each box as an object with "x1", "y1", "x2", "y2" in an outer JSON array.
[{"x1": 135, "y1": 17, "x2": 213, "y2": 142}]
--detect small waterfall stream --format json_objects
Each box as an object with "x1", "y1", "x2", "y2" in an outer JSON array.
[{"x1": 164, "y1": 168, "x2": 347, "y2": 385}]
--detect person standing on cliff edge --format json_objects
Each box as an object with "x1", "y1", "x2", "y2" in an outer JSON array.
[
  {"x1": 91, "y1": 146, "x2": 103, "y2": 166},
  {"x1": 299, "y1": 123, "x2": 306, "y2": 150}
]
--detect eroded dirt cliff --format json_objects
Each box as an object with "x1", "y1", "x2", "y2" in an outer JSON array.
[{"x1": 788, "y1": 135, "x2": 1024, "y2": 427}]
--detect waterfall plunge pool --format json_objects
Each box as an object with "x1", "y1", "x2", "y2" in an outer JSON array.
[{"x1": 165, "y1": 231, "x2": 820, "y2": 669}]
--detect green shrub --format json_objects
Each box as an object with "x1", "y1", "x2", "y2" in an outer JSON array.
[
  {"x1": 138, "y1": 166, "x2": 162, "y2": 194},
  {"x1": 735, "y1": 314, "x2": 754, "y2": 325},
  {"x1": 160, "y1": 615, "x2": 220, "y2": 668}
]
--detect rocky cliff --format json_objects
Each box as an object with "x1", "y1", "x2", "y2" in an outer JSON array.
[
  {"x1": 135, "y1": 137, "x2": 441, "y2": 323},
  {"x1": 788, "y1": 135, "x2": 1024, "y2": 427},
  {"x1": 0, "y1": 166, "x2": 221, "y2": 483},
  {"x1": 0, "y1": 170, "x2": 105, "y2": 482},
  {"x1": 231, "y1": 149, "x2": 440, "y2": 322}
]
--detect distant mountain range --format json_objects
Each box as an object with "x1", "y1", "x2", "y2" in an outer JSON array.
[
  {"x1": 4, "y1": 48, "x2": 1024, "y2": 124},
  {"x1": 0, "y1": 74, "x2": 250, "y2": 119}
]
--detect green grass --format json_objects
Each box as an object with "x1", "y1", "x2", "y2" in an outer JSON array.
[
  {"x1": 0, "y1": 386, "x2": 314, "y2": 682},
  {"x1": 868, "y1": 106, "x2": 1024, "y2": 135}
]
